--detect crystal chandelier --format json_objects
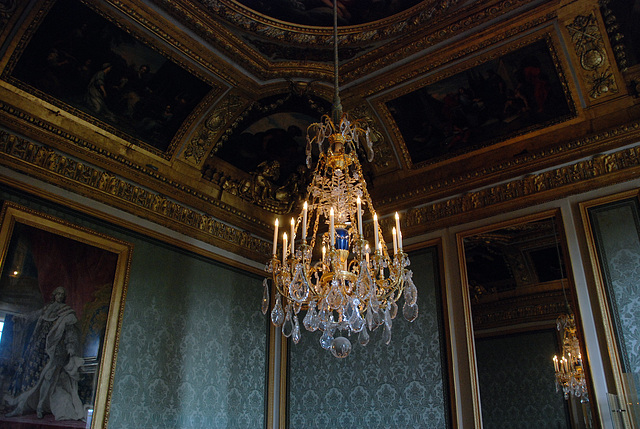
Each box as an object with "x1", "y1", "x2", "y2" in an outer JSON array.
[
  {"x1": 553, "y1": 313, "x2": 588, "y2": 400},
  {"x1": 260, "y1": 0, "x2": 418, "y2": 358}
]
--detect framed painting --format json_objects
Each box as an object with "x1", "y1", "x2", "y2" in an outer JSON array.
[
  {"x1": 3, "y1": 0, "x2": 214, "y2": 157},
  {"x1": 383, "y1": 36, "x2": 575, "y2": 167},
  {"x1": 0, "y1": 202, "x2": 132, "y2": 428}
]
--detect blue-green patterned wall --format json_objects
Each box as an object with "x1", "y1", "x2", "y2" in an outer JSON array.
[
  {"x1": 589, "y1": 199, "x2": 640, "y2": 400},
  {"x1": 475, "y1": 330, "x2": 569, "y2": 429},
  {"x1": 0, "y1": 186, "x2": 268, "y2": 429},
  {"x1": 287, "y1": 247, "x2": 450, "y2": 428}
]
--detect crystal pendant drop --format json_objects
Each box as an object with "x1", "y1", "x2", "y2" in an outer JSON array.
[
  {"x1": 282, "y1": 307, "x2": 294, "y2": 337},
  {"x1": 289, "y1": 263, "x2": 310, "y2": 302},
  {"x1": 344, "y1": 297, "x2": 358, "y2": 321},
  {"x1": 303, "y1": 301, "x2": 317, "y2": 332},
  {"x1": 404, "y1": 271, "x2": 418, "y2": 305},
  {"x1": 365, "y1": 304, "x2": 374, "y2": 331},
  {"x1": 271, "y1": 294, "x2": 285, "y2": 326},
  {"x1": 403, "y1": 301, "x2": 419, "y2": 322},
  {"x1": 389, "y1": 300, "x2": 398, "y2": 319},
  {"x1": 358, "y1": 326, "x2": 370, "y2": 346},
  {"x1": 384, "y1": 307, "x2": 392, "y2": 329},
  {"x1": 331, "y1": 336, "x2": 352, "y2": 358},
  {"x1": 320, "y1": 329, "x2": 334, "y2": 350},
  {"x1": 318, "y1": 299, "x2": 330, "y2": 323},
  {"x1": 381, "y1": 322, "x2": 392, "y2": 345},
  {"x1": 292, "y1": 314, "x2": 301, "y2": 344},
  {"x1": 261, "y1": 279, "x2": 270, "y2": 315}
]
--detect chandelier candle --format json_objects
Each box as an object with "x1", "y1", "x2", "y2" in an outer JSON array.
[{"x1": 261, "y1": 0, "x2": 419, "y2": 358}]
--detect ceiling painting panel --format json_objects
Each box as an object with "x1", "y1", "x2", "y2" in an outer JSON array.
[
  {"x1": 380, "y1": 36, "x2": 576, "y2": 168},
  {"x1": 2, "y1": 0, "x2": 215, "y2": 159}
]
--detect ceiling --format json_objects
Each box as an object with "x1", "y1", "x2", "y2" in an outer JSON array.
[{"x1": 0, "y1": 0, "x2": 638, "y2": 262}]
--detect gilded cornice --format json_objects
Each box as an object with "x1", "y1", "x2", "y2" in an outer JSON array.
[
  {"x1": 0, "y1": 129, "x2": 272, "y2": 261},
  {"x1": 398, "y1": 135, "x2": 640, "y2": 236},
  {"x1": 342, "y1": 0, "x2": 544, "y2": 83},
  {"x1": 195, "y1": 0, "x2": 463, "y2": 45},
  {"x1": 0, "y1": 101, "x2": 270, "y2": 236},
  {"x1": 1, "y1": 117, "x2": 639, "y2": 263},
  {"x1": 376, "y1": 121, "x2": 640, "y2": 214}
]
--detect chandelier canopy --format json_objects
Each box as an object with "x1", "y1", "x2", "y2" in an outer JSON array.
[{"x1": 260, "y1": 0, "x2": 418, "y2": 358}]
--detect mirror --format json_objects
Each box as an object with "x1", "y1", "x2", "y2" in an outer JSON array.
[{"x1": 458, "y1": 211, "x2": 594, "y2": 428}]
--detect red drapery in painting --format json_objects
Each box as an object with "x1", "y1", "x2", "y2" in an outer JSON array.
[{"x1": 25, "y1": 227, "x2": 118, "y2": 320}]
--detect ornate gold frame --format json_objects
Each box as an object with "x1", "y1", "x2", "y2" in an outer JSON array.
[
  {"x1": 579, "y1": 189, "x2": 640, "y2": 429},
  {"x1": 0, "y1": 201, "x2": 132, "y2": 428}
]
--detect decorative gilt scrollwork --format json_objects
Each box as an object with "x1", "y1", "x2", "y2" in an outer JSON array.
[
  {"x1": 183, "y1": 94, "x2": 247, "y2": 165},
  {"x1": 566, "y1": 12, "x2": 618, "y2": 99},
  {"x1": 599, "y1": 0, "x2": 628, "y2": 73},
  {"x1": 0, "y1": 0, "x2": 17, "y2": 32},
  {"x1": 0, "y1": 130, "x2": 271, "y2": 257}
]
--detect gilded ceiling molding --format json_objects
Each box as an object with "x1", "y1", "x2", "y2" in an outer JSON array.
[
  {"x1": 376, "y1": 121, "x2": 640, "y2": 210},
  {"x1": 472, "y1": 292, "x2": 567, "y2": 330},
  {"x1": 566, "y1": 11, "x2": 619, "y2": 100},
  {"x1": 0, "y1": 101, "x2": 267, "y2": 232},
  {"x1": 399, "y1": 142, "x2": 640, "y2": 235},
  {"x1": 357, "y1": 12, "x2": 557, "y2": 97},
  {"x1": 0, "y1": 0, "x2": 17, "y2": 33},
  {"x1": 182, "y1": 93, "x2": 250, "y2": 166},
  {"x1": 599, "y1": 0, "x2": 628, "y2": 73},
  {"x1": 343, "y1": 0, "x2": 543, "y2": 83},
  {"x1": 195, "y1": 0, "x2": 462, "y2": 45},
  {"x1": 0, "y1": 129, "x2": 271, "y2": 260}
]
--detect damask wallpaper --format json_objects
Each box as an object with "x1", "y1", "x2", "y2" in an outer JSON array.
[
  {"x1": 475, "y1": 330, "x2": 569, "y2": 429},
  {"x1": 588, "y1": 198, "x2": 640, "y2": 401},
  {"x1": 287, "y1": 247, "x2": 450, "y2": 428},
  {"x1": 0, "y1": 187, "x2": 268, "y2": 429}
]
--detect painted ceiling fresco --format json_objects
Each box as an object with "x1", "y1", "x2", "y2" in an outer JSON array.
[
  {"x1": 5, "y1": 0, "x2": 212, "y2": 155},
  {"x1": 386, "y1": 39, "x2": 574, "y2": 166}
]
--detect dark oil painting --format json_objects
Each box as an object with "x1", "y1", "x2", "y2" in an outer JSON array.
[
  {"x1": 10, "y1": 0, "x2": 212, "y2": 153},
  {"x1": 386, "y1": 39, "x2": 574, "y2": 166}
]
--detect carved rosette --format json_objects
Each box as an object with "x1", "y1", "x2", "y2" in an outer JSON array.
[
  {"x1": 0, "y1": 0, "x2": 17, "y2": 32},
  {"x1": 566, "y1": 12, "x2": 619, "y2": 100}
]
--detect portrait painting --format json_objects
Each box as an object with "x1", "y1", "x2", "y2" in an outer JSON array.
[
  {"x1": 6, "y1": 0, "x2": 212, "y2": 155},
  {"x1": 385, "y1": 38, "x2": 575, "y2": 167},
  {"x1": 0, "y1": 203, "x2": 131, "y2": 428}
]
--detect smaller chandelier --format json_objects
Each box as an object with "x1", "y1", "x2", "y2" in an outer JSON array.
[{"x1": 553, "y1": 313, "x2": 588, "y2": 400}]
